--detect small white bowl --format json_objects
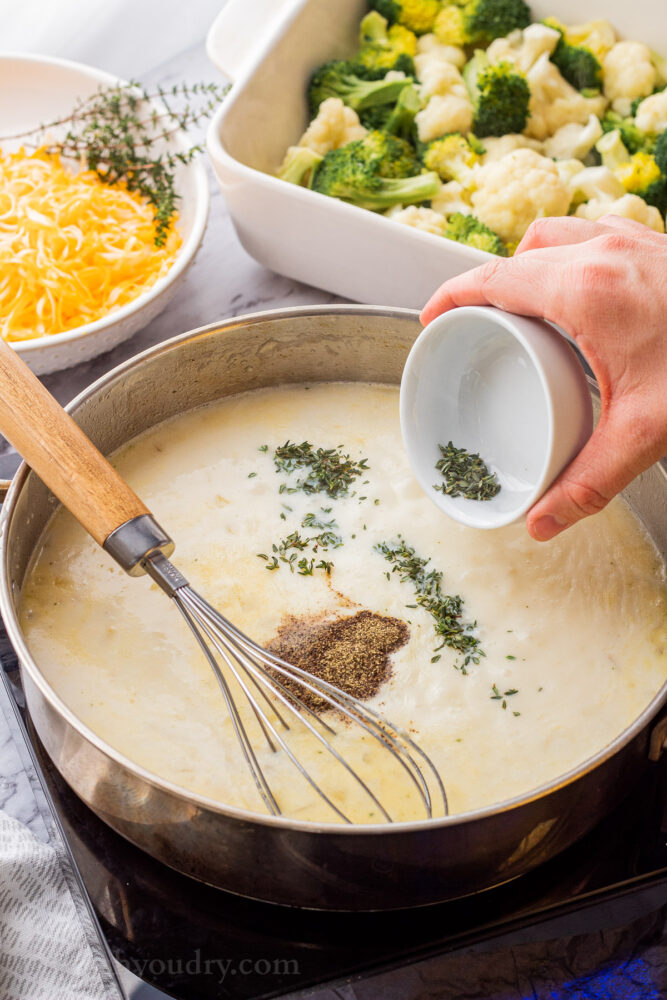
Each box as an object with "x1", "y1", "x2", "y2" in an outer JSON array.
[
  {"x1": 400, "y1": 306, "x2": 594, "y2": 529},
  {"x1": 0, "y1": 53, "x2": 209, "y2": 375}
]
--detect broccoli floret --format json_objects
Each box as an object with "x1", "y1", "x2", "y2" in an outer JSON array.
[
  {"x1": 357, "y1": 11, "x2": 417, "y2": 74},
  {"x1": 277, "y1": 147, "x2": 324, "y2": 188},
  {"x1": 615, "y1": 150, "x2": 667, "y2": 215},
  {"x1": 353, "y1": 129, "x2": 422, "y2": 176},
  {"x1": 421, "y1": 132, "x2": 481, "y2": 182},
  {"x1": 654, "y1": 128, "x2": 667, "y2": 173},
  {"x1": 600, "y1": 111, "x2": 654, "y2": 155},
  {"x1": 370, "y1": 0, "x2": 441, "y2": 35},
  {"x1": 358, "y1": 105, "x2": 393, "y2": 131},
  {"x1": 311, "y1": 131, "x2": 441, "y2": 210},
  {"x1": 308, "y1": 59, "x2": 412, "y2": 116},
  {"x1": 444, "y1": 212, "x2": 509, "y2": 255},
  {"x1": 359, "y1": 83, "x2": 423, "y2": 141},
  {"x1": 463, "y1": 51, "x2": 531, "y2": 138},
  {"x1": 544, "y1": 18, "x2": 602, "y2": 92},
  {"x1": 433, "y1": 5, "x2": 467, "y2": 46},
  {"x1": 463, "y1": 0, "x2": 531, "y2": 44},
  {"x1": 434, "y1": 0, "x2": 531, "y2": 47}
]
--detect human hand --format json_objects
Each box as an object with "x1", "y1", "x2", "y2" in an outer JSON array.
[{"x1": 421, "y1": 215, "x2": 667, "y2": 542}]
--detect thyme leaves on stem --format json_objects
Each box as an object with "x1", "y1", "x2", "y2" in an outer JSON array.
[{"x1": 3, "y1": 81, "x2": 228, "y2": 246}]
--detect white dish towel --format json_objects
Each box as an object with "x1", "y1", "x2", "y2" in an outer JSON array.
[{"x1": 0, "y1": 808, "x2": 122, "y2": 1000}]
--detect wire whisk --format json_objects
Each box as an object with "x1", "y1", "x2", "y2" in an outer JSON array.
[{"x1": 145, "y1": 553, "x2": 448, "y2": 823}]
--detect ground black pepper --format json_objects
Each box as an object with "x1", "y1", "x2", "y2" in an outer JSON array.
[{"x1": 266, "y1": 610, "x2": 409, "y2": 713}]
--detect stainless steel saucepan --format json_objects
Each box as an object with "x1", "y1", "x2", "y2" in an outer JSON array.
[{"x1": 1, "y1": 305, "x2": 665, "y2": 910}]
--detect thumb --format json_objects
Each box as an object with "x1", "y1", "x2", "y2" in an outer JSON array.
[{"x1": 526, "y1": 406, "x2": 657, "y2": 542}]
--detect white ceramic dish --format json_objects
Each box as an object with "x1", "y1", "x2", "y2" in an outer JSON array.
[
  {"x1": 206, "y1": 0, "x2": 666, "y2": 309},
  {"x1": 400, "y1": 306, "x2": 593, "y2": 528},
  {"x1": 0, "y1": 53, "x2": 209, "y2": 375}
]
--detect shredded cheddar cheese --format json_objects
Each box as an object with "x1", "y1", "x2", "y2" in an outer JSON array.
[{"x1": 0, "y1": 147, "x2": 181, "y2": 342}]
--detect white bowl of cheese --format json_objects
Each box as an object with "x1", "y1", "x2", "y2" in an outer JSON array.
[{"x1": 0, "y1": 53, "x2": 209, "y2": 375}]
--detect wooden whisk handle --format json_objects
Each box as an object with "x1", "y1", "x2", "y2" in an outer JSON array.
[{"x1": 0, "y1": 337, "x2": 150, "y2": 548}]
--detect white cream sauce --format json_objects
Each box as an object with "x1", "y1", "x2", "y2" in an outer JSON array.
[{"x1": 20, "y1": 383, "x2": 667, "y2": 823}]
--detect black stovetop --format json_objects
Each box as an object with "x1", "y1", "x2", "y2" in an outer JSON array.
[{"x1": 3, "y1": 646, "x2": 667, "y2": 1000}]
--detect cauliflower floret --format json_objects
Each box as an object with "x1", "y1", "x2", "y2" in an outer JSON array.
[
  {"x1": 635, "y1": 90, "x2": 667, "y2": 135},
  {"x1": 431, "y1": 180, "x2": 474, "y2": 216},
  {"x1": 486, "y1": 23, "x2": 560, "y2": 74},
  {"x1": 576, "y1": 193, "x2": 664, "y2": 233},
  {"x1": 480, "y1": 133, "x2": 544, "y2": 163},
  {"x1": 568, "y1": 166, "x2": 625, "y2": 203},
  {"x1": 416, "y1": 33, "x2": 466, "y2": 69},
  {"x1": 298, "y1": 98, "x2": 366, "y2": 156},
  {"x1": 555, "y1": 158, "x2": 585, "y2": 187},
  {"x1": 415, "y1": 94, "x2": 473, "y2": 142},
  {"x1": 486, "y1": 28, "x2": 521, "y2": 64},
  {"x1": 414, "y1": 59, "x2": 473, "y2": 140},
  {"x1": 386, "y1": 204, "x2": 447, "y2": 235},
  {"x1": 544, "y1": 114, "x2": 603, "y2": 161},
  {"x1": 525, "y1": 53, "x2": 608, "y2": 140},
  {"x1": 603, "y1": 42, "x2": 656, "y2": 117},
  {"x1": 471, "y1": 148, "x2": 571, "y2": 244},
  {"x1": 417, "y1": 58, "x2": 465, "y2": 99}
]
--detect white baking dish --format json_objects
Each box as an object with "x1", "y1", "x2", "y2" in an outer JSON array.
[{"x1": 206, "y1": 0, "x2": 666, "y2": 309}]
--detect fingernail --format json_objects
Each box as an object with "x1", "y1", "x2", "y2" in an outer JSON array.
[{"x1": 532, "y1": 514, "x2": 568, "y2": 541}]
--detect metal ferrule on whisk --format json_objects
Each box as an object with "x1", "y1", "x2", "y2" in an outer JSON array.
[{"x1": 103, "y1": 514, "x2": 176, "y2": 576}]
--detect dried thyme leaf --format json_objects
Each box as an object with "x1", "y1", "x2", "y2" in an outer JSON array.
[
  {"x1": 258, "y1": 516, "x2": 342, "y2": 574},
  {"x1": 490, "y1": 684, "x2": 519, "y2": 709},
  {"x1": 273, "y1": 440, "x2": 369, "y2": 499},
  {"x1": 433, "y1": 441, "x2": 501, "y2": 501},
  {"x1": 301, "y1": 512, "x2": 336, "y2": 532}
]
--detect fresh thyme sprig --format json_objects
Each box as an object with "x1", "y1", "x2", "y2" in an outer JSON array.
[
  {"x1": 273, "y1": 440, "x2": 370, "y2": 499},
  {"x1": 376, "y1": 536, "x2": 484, "y2": 670},
  {"x1": 2, "y1": 81, "x2": 228, "y2": 246},
  {"x1": 433, "y1": 441, "x2": 501, "y2": 501}
]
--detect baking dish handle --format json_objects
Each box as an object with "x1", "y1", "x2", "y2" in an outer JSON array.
[{"x1": 206, "y1": 0, "x2": 300, "y2": 82}]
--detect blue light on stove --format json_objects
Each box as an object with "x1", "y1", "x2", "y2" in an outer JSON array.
[{"x1": 526, "y1": 956, "x2": 663, "y2": 999}]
